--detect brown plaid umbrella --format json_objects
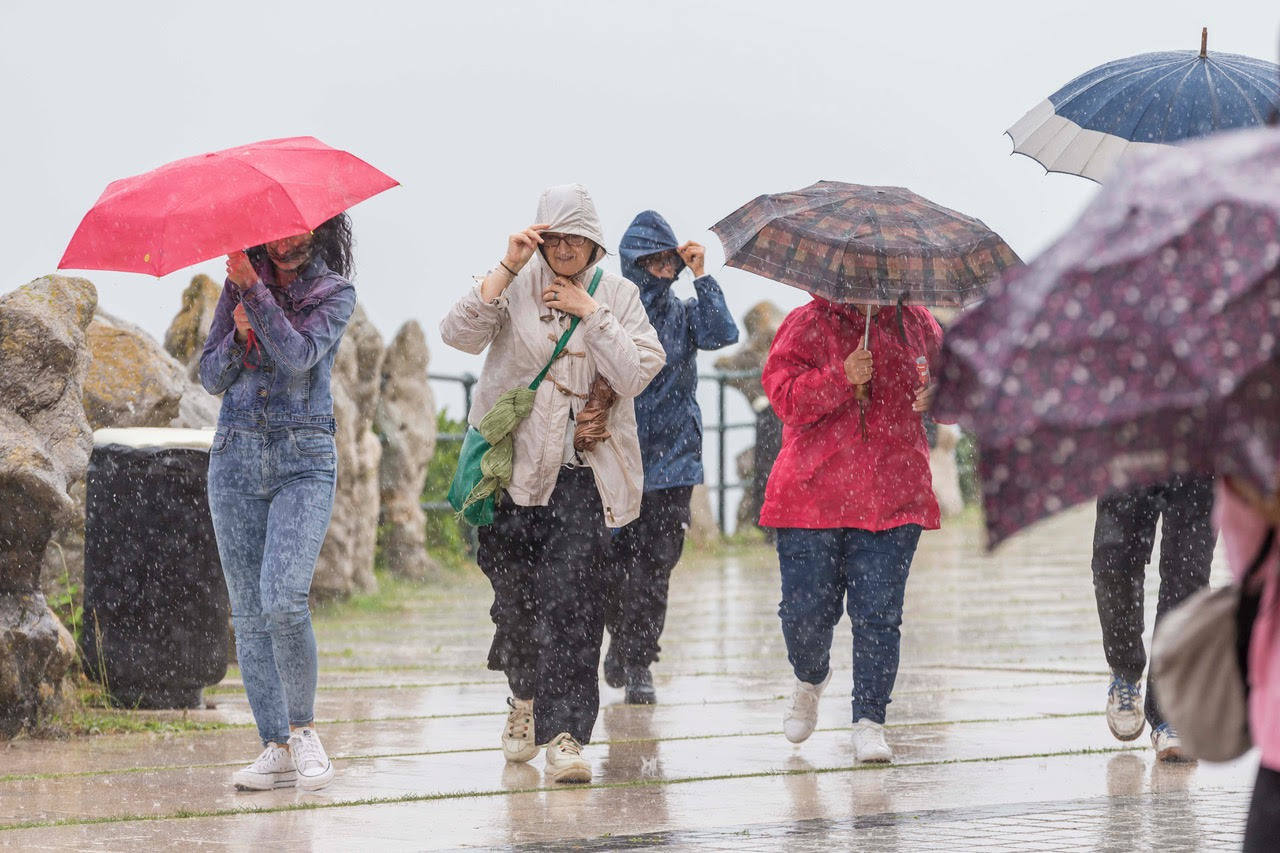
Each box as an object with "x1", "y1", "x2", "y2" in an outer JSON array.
[{"x1": 709, "y1": 180, "x2": 1020, "y2": 308}]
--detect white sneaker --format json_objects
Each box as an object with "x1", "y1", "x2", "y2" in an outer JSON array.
[
  {"x1": 543, "y1": 732, "x2": 592, "y2": 784},
  {"x1": 289, "y1": 727, "x2": 335, "y2": 791},
  {"x1": 852, "y1": 718, "x2": 893, "y2": 763},
  {"x1": 503, "y1": 697, "x2": 539, "y2": 763},
  {"x1": 783, "y1": 671, "x2": 832, "y2": 743},
  {"x1": 231, "y1": 742, "x2": 296, "y2": 790},
  {"x1": 1152, "y1": 723, "x2": 1192, "y2": 763},
  {"x1": 1106, "y1": 676, "x2": 1145, "y2": 742}
]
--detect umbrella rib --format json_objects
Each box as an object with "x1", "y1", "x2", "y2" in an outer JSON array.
[{"x1": 1211, "y1": 62, "x2": 1273, "y2": 126}]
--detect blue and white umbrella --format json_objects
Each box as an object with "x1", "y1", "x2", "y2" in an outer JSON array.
[{"x1": 1007, "y1": 29, "x2": 1279, "y2": 182}]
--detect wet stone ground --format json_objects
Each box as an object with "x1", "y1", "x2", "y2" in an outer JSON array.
[{"x1": 0, "y1": 505, "x2": 1258, "y2": 851}]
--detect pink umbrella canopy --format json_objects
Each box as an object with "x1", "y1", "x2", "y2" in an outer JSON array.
[{"x1": 59, "y1": 136, "x2": 398, "y2": 277}]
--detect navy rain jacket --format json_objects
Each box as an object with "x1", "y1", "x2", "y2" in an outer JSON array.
[{"x1": 619, "y1": 210, "x2": 739, "y2": 492}]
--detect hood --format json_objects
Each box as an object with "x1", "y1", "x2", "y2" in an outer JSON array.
[
  {"x1": 534, "y1": 184, "x2": 607, "y2": 272},
  {"x1": 619, "y1": 210, "x2": 685, "y2": 293}
]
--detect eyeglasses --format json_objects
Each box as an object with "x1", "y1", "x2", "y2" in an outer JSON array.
[
  {"x1": 641, "y1": 251, "x2": 681, "y2": 270},
  {"x1": 542, "y1": 233, "x2": 590, "y2": 248}
]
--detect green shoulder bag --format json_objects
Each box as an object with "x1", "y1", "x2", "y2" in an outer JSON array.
[{"x1": 447, "y1": 268, "x2": 603, "y2": 526}]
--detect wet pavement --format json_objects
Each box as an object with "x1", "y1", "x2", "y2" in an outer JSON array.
[{"x1": 0, "y1": 505, "x2": 1259, "y2": 850}]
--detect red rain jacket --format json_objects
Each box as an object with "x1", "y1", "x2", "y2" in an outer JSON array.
[{"x1": 760, "y1": 298, "x2": 946, "y2": 531}]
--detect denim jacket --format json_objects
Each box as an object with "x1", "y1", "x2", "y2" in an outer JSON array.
[{"x1": 199, "y1": 256, "x2": 357, "y2": 432}]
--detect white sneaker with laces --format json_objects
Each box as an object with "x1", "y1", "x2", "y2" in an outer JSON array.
[
  {"x1": 783, "y1": 671, "x2": 832, "y2": 743},
  {"x1": 543, "y1": 732, "x2": 592, "y2": 784},
  {"x1": 1151, "y1": 723, "x2": 1192, "y2": 762},
  {"x1": 1105, "y1": 675, "x2": 1145, "y2": 742},
  {"x1": 232, "y1": 742, "x2": 296, "y2": 790},
  {"x1": 852, "y1": 718, "x2": 893, "y2": 763},
  {"x1": 503, "y1": 697, "x2": 539, "y2": 763},
  {"x1": 289, "y1": 727, "x2": 335, "y2": 791}
]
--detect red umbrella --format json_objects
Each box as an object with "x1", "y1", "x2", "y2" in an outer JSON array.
[{"x1": 59, "y1": 136, "x2": 398, "y2": 277}]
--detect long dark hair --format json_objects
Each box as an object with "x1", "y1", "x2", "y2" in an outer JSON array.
[{"x1": 247, "y1": 212, "x2": 355, "y2": 280}]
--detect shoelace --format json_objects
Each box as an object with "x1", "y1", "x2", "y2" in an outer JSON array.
[
  {"x1": 292, "y1": 730, "x2": 327, "y2": 771},
  {"x1": 553, "y1": 735, "x2": 583, "y2": 757},
  {"x1": 505, "y1": 698, "x2": 532, "y2": 740},
  {"x1": 787, "y1": 685, "x2": 819, "y2": 718},
  {"x1": 253, "y1": 744, "x2": 287, "y2": 771},
  {"x1": 1110, "y1": 678, "x2": 1140, "y2": 712}
]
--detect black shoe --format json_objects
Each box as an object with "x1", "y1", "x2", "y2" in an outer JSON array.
[
  {"x1": 624, "y1": 666, "x2": 656, "y2": 704},
  {"x1": 603, "y1": 642, "x2": 625, "y2": 689}
]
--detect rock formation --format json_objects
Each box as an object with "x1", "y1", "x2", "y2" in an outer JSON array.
[
  {"x1": 313, "y1": 305, "x2": 384, "y2": 598},
  {"x1": 375, "y1": 322, "x2": 439, "y2": 579},
  {"x1": 0, "y1": 275, "x2": 97, "y2": 736}
]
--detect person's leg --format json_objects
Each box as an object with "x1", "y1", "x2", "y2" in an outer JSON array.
[
  {"x1": 477, "y1": 497, "x2": 545, "y2": 702},
  {"x1": 259, "y1": 431, "x2": 338, "y2": 734},
  {"x1": 600, "y1": 517, "x2": 635, "y2": 689},
  {"x1": 1091, "y1": 488, "x2": 1160, "y2": 685},
  {"x1": 1245, "y1": 766, "x2": 1280, "y2": 852},
  {"x1": 616, "y1": 486, "x2": 692, "y2": 669},
  {"x1": 845, "y1": 525, "x2": 921, "y2": 725},
  {"x1": 1146, "y1": 475, "x2": 1216, "y2": 729},
  {"x1": 207, "y1": 431, "x2": 289, "y2": 747},
  {"x1": 532, "y1": 467, "x2": 611, "y2": 745},
  {"x1": 777, "y1": 528, "x2": 846, "y2": 684}
]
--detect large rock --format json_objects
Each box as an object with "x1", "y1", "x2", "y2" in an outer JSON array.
[
  {"x1": 83, "y1": 310, "x2": 187, "y2": 430},
  {"x1": 313, "y1": 304, "x2": 384, "y2": 599},
  {"x1": 0, "y1": 275, "x2": 97, "y2": 736},
  {"x1": 375, "y1": 322, "x2": 439, "y2": 580},
  {"x1": 164, "y1": 274, "x2": 222, "y2": 383}
]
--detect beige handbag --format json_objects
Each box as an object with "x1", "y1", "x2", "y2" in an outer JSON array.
[{"x1": 1151, "y1": 528, "x2": 1274, "y2": 762}]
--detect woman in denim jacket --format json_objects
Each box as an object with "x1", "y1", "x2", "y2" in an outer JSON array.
[{"x1": 199, "y1": 215, "x2": 357, "y2": 792}]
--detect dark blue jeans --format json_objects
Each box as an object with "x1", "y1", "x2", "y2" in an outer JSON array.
[{"x1": 776, "y1": 525, "x2": 921, "y2": 725}]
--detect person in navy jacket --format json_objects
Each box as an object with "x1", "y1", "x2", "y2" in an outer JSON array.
[{"x1": 603, "y1": 210, "x2": 739, "y2": 703}]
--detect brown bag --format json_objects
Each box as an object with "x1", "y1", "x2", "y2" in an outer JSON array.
[
  {"x1": 573, "y1": 375, "x2": 617, "y2": 452},
  {"x1": 1151, "y1": 527, "x2": 1275, "y2": 761}
]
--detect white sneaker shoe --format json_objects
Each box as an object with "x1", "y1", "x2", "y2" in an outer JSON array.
[
  {"x1": 502, "y1": 697, "x2": 539, "y2": 763},
  {"x1": 1151, "y1": 723, "x2": 1192, "y2": 763},
  {"x1": 231, "y1": 742, "x2": 296, "y2": 790},
  {"x1": 289, "y1": 727, "x2": 335, "y2": 791},
  {"x1": 852, "y1": 718, "x2": 893, "y2": 763},
  {"x1": 543, "y1": 732, "x2": 592, "y2": 784},
  {"x1": 783, "y1": 671, "x2": 831, "y2": 743},
  {"x1": 1106, "y1": 676, "x2": 1145, "y2": 742}
]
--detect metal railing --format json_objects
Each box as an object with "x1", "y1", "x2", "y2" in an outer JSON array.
[{"x1": 424, "y1": 368, "x2": 761, "y2": 534}]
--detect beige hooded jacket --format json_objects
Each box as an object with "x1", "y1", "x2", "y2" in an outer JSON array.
[{"x1": 440, "y1": 184, "x2": 666, "y2": 526}]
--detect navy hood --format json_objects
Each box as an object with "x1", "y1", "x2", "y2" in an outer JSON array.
[{"x1": 619, "y1": 210, "x2": 685, "y2": 293}]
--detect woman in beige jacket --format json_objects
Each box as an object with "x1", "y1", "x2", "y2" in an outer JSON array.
[{"x1": 440, "y1": 184, "x2": 664, "y2": 784}]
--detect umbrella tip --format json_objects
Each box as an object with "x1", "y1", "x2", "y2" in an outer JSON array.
[{"x1": 1200, "y1": 27, "x2": 1208, "y2": 58}]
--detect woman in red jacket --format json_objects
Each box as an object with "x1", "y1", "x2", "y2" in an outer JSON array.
[{"x1": 761, "y1": 297, "x2": 943, "y2": 763}]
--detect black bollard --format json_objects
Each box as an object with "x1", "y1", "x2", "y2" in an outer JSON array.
[{"x1": 82, "y1": 428, "x2": 229, "y2": 708}]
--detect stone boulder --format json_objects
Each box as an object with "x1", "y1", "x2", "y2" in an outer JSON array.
[
  {"x1": 0, "y1": 275, "x2": 97, "y2": 737},
  {"x1": 83, "y1": 310, "x2": 187, "y2": 430},
  {"x1": 313, "y1": 304, "x2": 384, "y2": 599},
  {"x1": 375, "y1": 322, "x2": 439, "y2": 580},
  {"x1": 164, "y1": 274, "x2": 222, "y2": 383}
]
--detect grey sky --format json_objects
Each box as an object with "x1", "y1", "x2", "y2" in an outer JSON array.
[{"x1": 5, "y1": 0, "x2": 1278, "y2": 425}]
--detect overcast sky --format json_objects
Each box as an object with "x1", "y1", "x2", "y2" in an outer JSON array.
[{"x1": 5, "y1": 0, "x2": 1278, "y2": 423}]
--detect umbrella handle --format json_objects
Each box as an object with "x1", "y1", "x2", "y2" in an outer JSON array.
[{"x1": 854, "y1": 305, "x2": 872, "y2": 401}]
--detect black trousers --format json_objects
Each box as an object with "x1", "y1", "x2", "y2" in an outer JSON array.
[
  {"x1": 1090, "y1": 475, "x2": 1215, "y2": 728},
  {"x1": 477, "y1": 467, "x2": 610, "y2": 744},
  {"x1": 604, "y1": 486, "x2": 693, "y2": 668},
  {"x1": 1246, "y1": 766, "x2": 1280, "y2": 852}
]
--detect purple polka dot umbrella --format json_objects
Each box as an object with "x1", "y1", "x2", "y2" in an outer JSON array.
[{"x1": 935, "y1": 127, "x2": 1280, "y2": 548}]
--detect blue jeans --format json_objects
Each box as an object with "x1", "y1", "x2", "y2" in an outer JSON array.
[
  {"x1": 207, "y1": 426, "x2": 337, "y2": 745},
  {"x1": 776, "y1": 525, "x2": 921, "y2": 724}
]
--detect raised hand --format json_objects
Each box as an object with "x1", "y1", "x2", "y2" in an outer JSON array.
[{"x1": 677, "y1": 241, "x2": 707, "y2": 278}]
